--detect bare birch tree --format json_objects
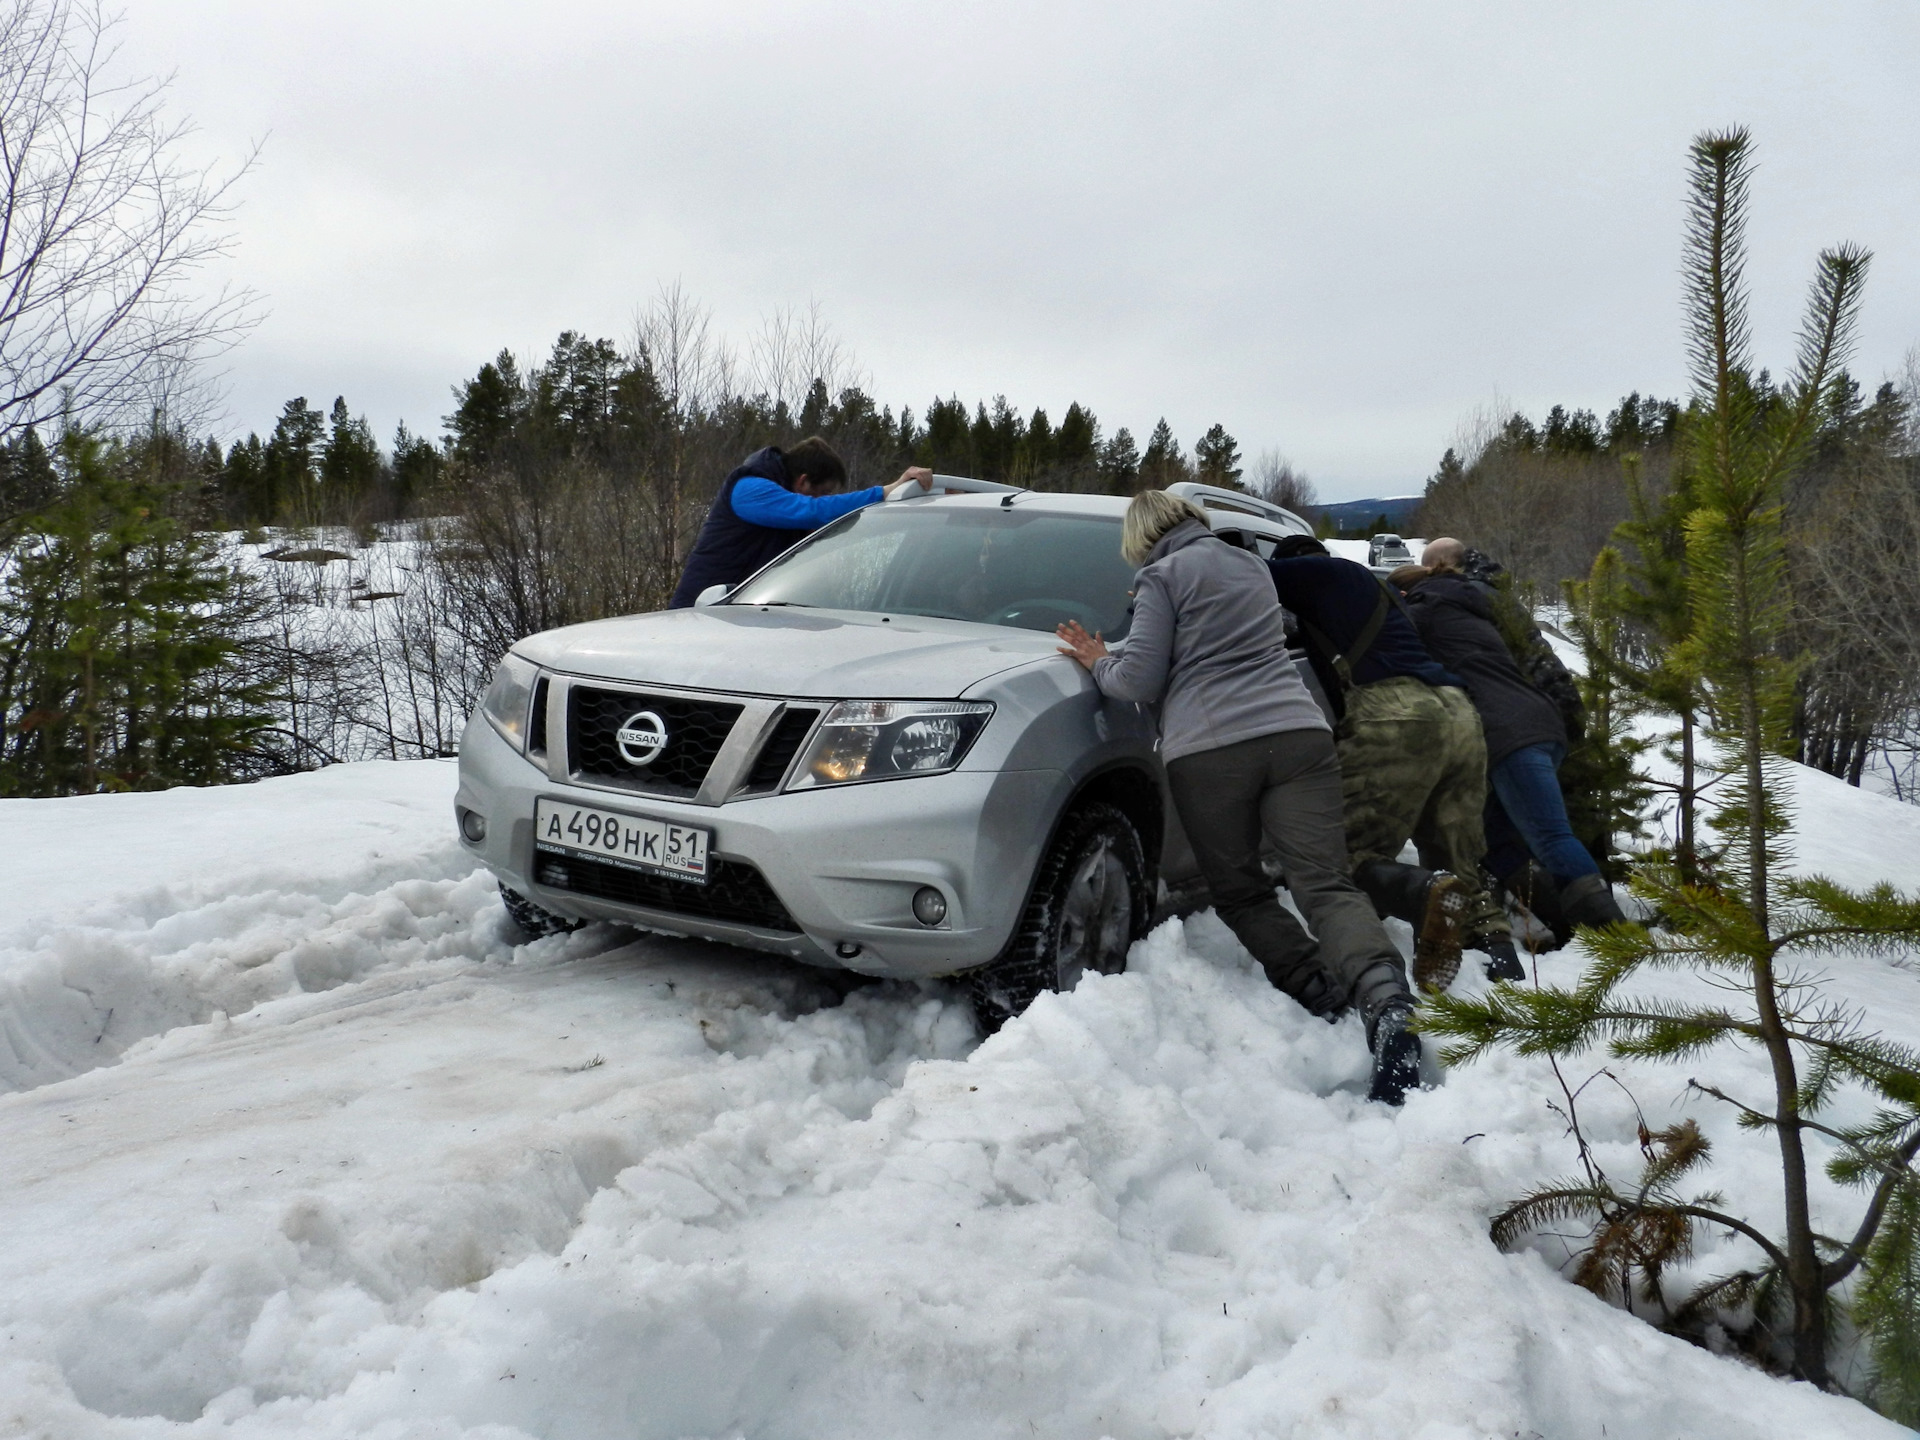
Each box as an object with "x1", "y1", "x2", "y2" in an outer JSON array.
[
  {"x1": 0, "y1": 0, "x2": 256, "y2": 436},
  {"x1": 749, "y1": 299, "x2": 864, "y2": 415}
]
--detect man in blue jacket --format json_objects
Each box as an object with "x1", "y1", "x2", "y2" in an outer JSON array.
[{"x1": 668, "y1": 437, "x2": 931, "y2": 608}]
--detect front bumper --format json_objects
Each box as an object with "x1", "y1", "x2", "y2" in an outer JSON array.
[{"x1": 455, "y1": 713, "x2": 1064, "y2": 979}]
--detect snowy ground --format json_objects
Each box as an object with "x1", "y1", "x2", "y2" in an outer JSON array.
[{"x1": 2, "y1": 760, "x2": 1918, "y2": 1438}]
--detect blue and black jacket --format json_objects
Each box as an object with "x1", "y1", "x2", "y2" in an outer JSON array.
[{"x1": 668, "y1": 447, "x2": 883, "y2": 608}]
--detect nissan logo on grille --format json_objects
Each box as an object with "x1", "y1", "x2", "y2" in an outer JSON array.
[{"x1": 614, "y1": 710, "x2": 668, "y2": 766}]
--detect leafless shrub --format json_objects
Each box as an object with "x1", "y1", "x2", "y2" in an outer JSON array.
[
  {"x1": 749, "y1": 300, "x2": 866, "y2": 416},
  {"x1": 0, "y1": 0, "x2": 257, "y2": 436},
  {"x1": 1250, "y1": 449, "x2": 1317, "y2": 513},
  {"x1": 1417, "y1": 446, "x2": 1662, "y2": 601}
]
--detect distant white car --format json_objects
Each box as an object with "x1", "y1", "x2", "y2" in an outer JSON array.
[{"x1": 1368, "y1": 533, "x2": 1413, "y2": 571}]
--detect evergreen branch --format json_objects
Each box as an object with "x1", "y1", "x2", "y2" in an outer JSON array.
[
  {"x1": 1823, "y1": 1131, "x2": 1920, "y2": 1288},
  {"x1": 1682, "y1": 128, "x2": 1752, "y2": 414},
  {"x1": 1491, "y1": 1180, "x2": 1615, "y2": 1251},
  {"x1": 1760, "y1": 244, "x2": 1872, "y2": 498},
  {"x1": 1668, "y1": 1204, "x2": 1791, "y2": 1272}
]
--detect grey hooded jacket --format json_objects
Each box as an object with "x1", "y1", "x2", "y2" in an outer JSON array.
[{"x1": 1090, "y1": 519, "x2": 1328, "y2": 762}]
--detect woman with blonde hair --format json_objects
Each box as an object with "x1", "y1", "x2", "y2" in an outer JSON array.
[{"x1": 1056, "y1": 490, "x2": 1422, "y2": 1104}]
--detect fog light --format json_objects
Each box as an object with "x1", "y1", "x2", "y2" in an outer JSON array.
[
  {"x1": 835, "y1": 941, "x2": 863, "y2": 960},
  {"x1": 458, "y1": 808, "x2": 487, "y2": 843},
  {"x1": 912, "y1": 886, "x2": 948, "y2": 927}
]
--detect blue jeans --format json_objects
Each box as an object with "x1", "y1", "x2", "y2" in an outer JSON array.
[{"x1": 1485, "y1": 742, "x2": 1600, "y2": 884}]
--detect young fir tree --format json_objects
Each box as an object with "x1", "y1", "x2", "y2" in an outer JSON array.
[
  {"x1": 1425, "y1": 128, "x2": 1920, "y2": 1415},
  {"x1": 1592, "y1": 449, "x2": 1719, "y2": 884},
  {"x1": 1558, "y1": 544, "x2": 1653, "y2": 882},
  {"x1": 0, "y1": 432, "x2": 273, "y2": 795}
]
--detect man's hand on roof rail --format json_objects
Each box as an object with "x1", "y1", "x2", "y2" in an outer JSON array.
[{"x1": 884, "y1": 467, "x2": 935, "y2": 500}]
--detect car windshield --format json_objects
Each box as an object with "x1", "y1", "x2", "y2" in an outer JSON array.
[{"x1": 728, "y1": 505, "x2": 1137, "y2": 639}]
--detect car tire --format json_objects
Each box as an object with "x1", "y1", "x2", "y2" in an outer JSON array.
[
  {"x1": 499, "y1": 884, "x2": 586, "y2": 940},
  {"x1": 966, "y1": 801, "x2": 1150, "y2": 1032}
]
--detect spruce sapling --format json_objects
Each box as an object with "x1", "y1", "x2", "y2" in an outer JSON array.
[{"x1": 1424, "y1": 127, "x2": 1920, "y2": 1416}]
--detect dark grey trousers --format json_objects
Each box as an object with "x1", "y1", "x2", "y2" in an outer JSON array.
[{"x1": 1166, "y1": 727, "x2": 1410, "y2": 1021}]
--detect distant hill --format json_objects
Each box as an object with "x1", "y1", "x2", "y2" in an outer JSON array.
[{"x1": 1312, "y1": 495, "x2": 1424, "y2": 534}]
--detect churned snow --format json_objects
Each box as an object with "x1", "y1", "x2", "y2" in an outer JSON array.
[{"x1": 1, "y1": 758, "x2": 1916, "y2": 1437}]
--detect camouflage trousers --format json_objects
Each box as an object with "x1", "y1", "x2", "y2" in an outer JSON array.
[{"x1": 1337, "y1": 678, "x2": 1507, "y2": 940}]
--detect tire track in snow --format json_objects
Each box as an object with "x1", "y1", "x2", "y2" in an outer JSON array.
[
  {"x1": 0, "y1": 851, "x2": 510, "y2": 1096},
  {"x1": 0, "y1": 922, "x2": 976, "y2": 1427}
]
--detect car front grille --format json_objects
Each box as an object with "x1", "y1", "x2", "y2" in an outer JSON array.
[
  {"x1": 533, "y1": 851, "x2": 799, "y2": 933},
  {"x1": 568, "y1": 686, "x2": 744, "y2": 796},
  {"x1": 741, "y1": 706, "x2": 819, "y2": 793}
]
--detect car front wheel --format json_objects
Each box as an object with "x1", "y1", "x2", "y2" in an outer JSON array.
[{"x1": 966, "y1": 801, "x2": 1149, "y2": 1031}]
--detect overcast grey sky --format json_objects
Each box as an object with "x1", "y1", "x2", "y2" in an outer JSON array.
[{"x1": 129, "y1": 0, "x2": 1919, "y2": 500}]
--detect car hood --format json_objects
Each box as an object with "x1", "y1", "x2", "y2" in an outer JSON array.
[{"x1": 512, "y1": 605, "x2": 1069, "y2": 699}]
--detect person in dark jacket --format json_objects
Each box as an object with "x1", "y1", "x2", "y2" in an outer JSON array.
[
  {"x1": 668, "y1": 437, "x2": 931, "y2": 608},
  {"x1": 1267, "y1": 536, "x2": 1523, "y2": 984},
  {"x1": 1056, "y1": 491, "x2": 1422, "y2": 1105},
  {"x1": 1424, "y1": 539, "x2": 1585, "y2": 942},
  {"x1": 1405, "y1": 540, "x2": 1627, "y2": 932}
]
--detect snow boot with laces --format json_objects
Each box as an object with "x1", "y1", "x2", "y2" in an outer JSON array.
[{"x1": 1366, "y1": 999, "x2": 1422, "y2": 1106}]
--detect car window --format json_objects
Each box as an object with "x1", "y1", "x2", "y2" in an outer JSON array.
[
  {"x1": 1214, "y1": 527, "x2": 1278, "y2": 560},
  {"x1": 730, "y1": 506, "x2": 1138, "y2": 639}
]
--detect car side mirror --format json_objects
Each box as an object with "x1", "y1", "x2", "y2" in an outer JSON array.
[{"x1": 693, "y1": 584, "x2": 732, "y2": 608}]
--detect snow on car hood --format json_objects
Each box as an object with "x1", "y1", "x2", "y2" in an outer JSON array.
[{"x1": 512, "y1": 604, "x2": 1065, "y2": 698}]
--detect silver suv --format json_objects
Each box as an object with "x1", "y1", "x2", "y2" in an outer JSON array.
[
  {"x1": 454, "y1": 480, "x2": 1315, "y2": 1021},
  {"x1": 1368, "y1": 533, "x2": 1414, "y2": 571}
]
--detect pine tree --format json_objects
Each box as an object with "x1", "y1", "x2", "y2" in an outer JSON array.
[
  {"x1": 0, "y1": 432, "x2": 273, "y2": 794},
  {"x1": 264, "y1": 397, "x2": 326, "y2": 521},
  {"x1": 445, "y1": 352, "x2": 525, "y2": 468},
  {"x1": 1056, "y1": 403, "x2": 1098, "y2": 469},
  {"x1": 1099, "y1": 427, "x2": 1141, "y2": 494},
  {"x1": 1139, "y1": 418, "x2": 1187, "y2": 488},
  {"x1": 390, "y1": 422, "x2": 442, "y2": 516},
  {"x1": 321, "y1": 397, "x2": 384, "y2": 517},
  {"x1": 917, "y1": 396, "x2": 973, "y2": 475},
  {"x1": 1019, "y1": 407, "x2": 1054, "y2": 480},
  {"x1": 1424, "y1": 127, "x2": 1920, "y2": 1415},
  {"x1": 0, "y1": 427, "x2": 58, "y2": 523},
  {"x1": 1194, "y1": 423, "x2": 1243, "y2": 488}
]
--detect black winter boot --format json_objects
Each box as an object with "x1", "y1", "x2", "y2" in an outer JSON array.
[
  {"x1": 1479, "y1": 931, "x2": 1527, "y2": 982},
  {"x1": 1352, "y1": 859, "x2": 1433, "y2": 924},
  {"x1": 1560, "y1": 872, "x2": 1629, "y2": 931},
  {"x1": 1505, "y1": 861, "x2": 1570, "y2": 949},
  {"x1": 1366, "y1": 999, "x2": 1422, "y2": 1106}
]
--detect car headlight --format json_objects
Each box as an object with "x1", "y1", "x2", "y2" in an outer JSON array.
[
  {"x1": 789, "y1": 700, "x2": 993, "y2": 788},
  {"x1": 480, "y1": 652, "x2": 541, "y2": 751}
]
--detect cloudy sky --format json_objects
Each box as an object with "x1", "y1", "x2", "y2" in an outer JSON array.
[{"x1": 129, "y1": 0, "x2": 1919, "y2": 500}]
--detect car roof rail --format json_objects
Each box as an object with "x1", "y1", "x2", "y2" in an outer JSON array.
[
  {"x1": 929, "y1": 473, "x2": 1024, "y2": 495},
  {"x1": 1165, "y1": 481, "x2": 1311, "y2": 533}
]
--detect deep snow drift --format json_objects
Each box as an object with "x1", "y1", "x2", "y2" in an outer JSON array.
[{"x1": 1, "y1": 759, "x2": 1916, "y2": 1438}]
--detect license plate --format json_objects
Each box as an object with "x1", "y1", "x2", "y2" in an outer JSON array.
[{"x1": 534, "y1": 798, "x2": 711, "y2": 884}]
